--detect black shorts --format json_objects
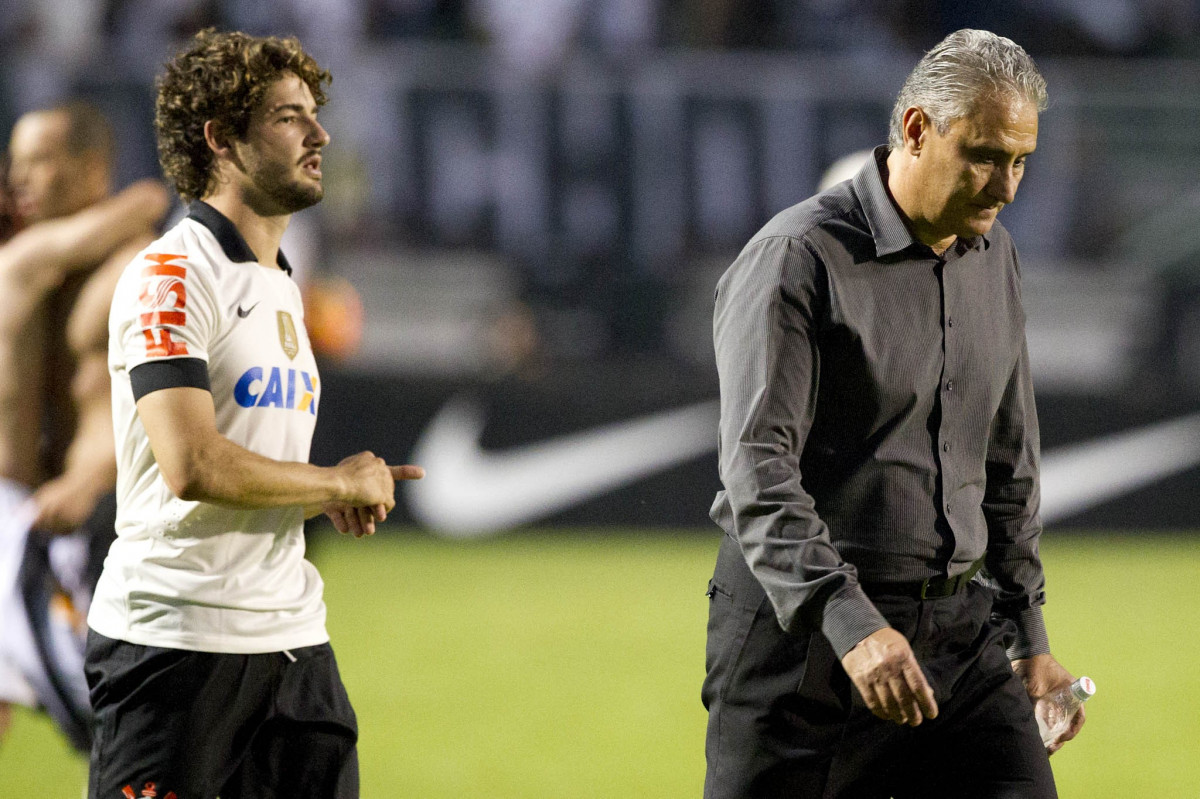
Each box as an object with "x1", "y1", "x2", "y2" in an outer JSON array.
[{"x1": 84, "y1": 631, "x2": 359, "y2": 799}]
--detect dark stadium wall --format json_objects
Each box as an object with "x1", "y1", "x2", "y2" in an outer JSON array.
[{"x1": 310, "y1": 362, "x2": 1200, "y2": 535}]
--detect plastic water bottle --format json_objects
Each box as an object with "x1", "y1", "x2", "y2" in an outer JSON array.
[{"x1": 1036, "y1": 676, "x2": 1096, "y2": 747}]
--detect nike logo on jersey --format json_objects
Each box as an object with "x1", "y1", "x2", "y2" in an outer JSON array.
[
  {"x1": 237, "y1": 302, "x2": 260, "y2": 318},
  {"x1": 234, "y1": 366, "x2": 319, "y2": 414}
]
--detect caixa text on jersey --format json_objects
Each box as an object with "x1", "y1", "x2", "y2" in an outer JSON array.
[{"x1": 233, "y1": 366, "x2": 318, "y2": 414}]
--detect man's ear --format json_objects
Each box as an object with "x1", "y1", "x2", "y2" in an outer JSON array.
[
  {"x1": 901, "y1": 106, "x2": 929, "y2": 156},
  {"x1": 203, "y1": 120, "x2": 235, "y2": 160}
]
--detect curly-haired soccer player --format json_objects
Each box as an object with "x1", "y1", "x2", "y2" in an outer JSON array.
[{"x1": 85, "y1": 29, "x2": 423, "y2": 799}]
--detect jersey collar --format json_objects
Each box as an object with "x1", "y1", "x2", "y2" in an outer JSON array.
[{"x1": 186, "y1": 201, "x2": 294, "y2": 276}]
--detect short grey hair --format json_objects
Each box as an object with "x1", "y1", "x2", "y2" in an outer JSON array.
[{"x1": 888, "y1": 29, "x2": 1048, "y2": 150}]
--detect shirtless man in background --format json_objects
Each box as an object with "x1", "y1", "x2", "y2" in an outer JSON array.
[{"x1": 0, "y1": 101, "x2": 169, "y2": 750}]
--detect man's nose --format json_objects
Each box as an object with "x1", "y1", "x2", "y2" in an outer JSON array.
[
  {"x1": 988, "y1": 165, "x2": 1020, "y2": 205},
  {"x1": 307, "y1": 119, "x2": 330, "y2": 148}
]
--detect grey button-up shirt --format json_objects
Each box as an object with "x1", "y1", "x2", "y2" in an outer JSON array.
[{"x1": 710, "y1": 146, "x2": 1049, "y2": 660}]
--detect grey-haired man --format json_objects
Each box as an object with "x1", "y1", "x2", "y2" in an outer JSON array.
[{"x1": 704, "y1": 29, "x2": 1084, "y2": 798}]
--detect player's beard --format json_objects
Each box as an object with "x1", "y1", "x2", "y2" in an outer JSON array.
[{"x1": 243, "y1": 157, "x2": 323, "y2": 216}]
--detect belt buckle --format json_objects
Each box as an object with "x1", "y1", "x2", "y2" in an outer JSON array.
[
  {"x1": 919, "y1": 558, "x2": 983, "y2": 600},
  {"x1": 919, "y1": 573, "x2": 955, "y2": 599}
]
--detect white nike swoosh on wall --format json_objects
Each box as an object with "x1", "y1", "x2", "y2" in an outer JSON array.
[
  {"x1": 406, "y1": 396, "x2": 720, "y2": 536},
  {"x1": 406, "y1": 397, "x2": 1200, "y2": 536},
  {"x1": 1039, "y1": 411, "x2": 1200, "y2": 523}
]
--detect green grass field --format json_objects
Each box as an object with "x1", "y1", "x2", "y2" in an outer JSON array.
[{"x1": 2, "y1": 529, "x2": 1198, "y2": 798}]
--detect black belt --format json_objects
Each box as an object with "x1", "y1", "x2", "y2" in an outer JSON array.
[{"x1": 861, "y1": 557, "x2": 986, "y2": 600}]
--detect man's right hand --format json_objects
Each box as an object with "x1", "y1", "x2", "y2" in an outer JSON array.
[
  {"x1": 840, "y1": 627, "x2": 938, "y2": 727},
  {"x1": 327, "y1": 453, "x2": 425, "y2": 537}
]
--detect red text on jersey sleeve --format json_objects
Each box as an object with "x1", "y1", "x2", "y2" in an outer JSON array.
[{"x1": 137, "y1": 253, "x2": 190, "y2": 358}]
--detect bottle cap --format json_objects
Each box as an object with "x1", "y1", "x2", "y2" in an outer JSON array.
[{"x1": 1070, "y1": 676, "x2": 1096, "y2": 701}]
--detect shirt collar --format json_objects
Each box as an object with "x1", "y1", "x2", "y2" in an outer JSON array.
[
  {"x1": 851, "y1": 145, "x2": 989, "y2": 258},
  {"x1": 186, "y1": 201, "x2": 293, "y2": 276}
]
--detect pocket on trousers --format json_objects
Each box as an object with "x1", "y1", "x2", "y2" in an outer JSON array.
[
  {"x1": 706, "y1": 589, "x2": 813, "y2": 711},
  {"x1": 702, "y1": 581, "x2": 757, "y2": 709}
]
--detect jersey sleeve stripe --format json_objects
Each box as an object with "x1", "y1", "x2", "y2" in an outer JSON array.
[{"x1": 129, "y1": 358, "x2": 211, "y2": 401}]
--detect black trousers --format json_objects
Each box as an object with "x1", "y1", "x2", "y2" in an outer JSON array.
[
  {"x1": 85, "y1": 631, "x2": 359, "y2": 799},
  {"x1": 702, "y1": 535, "x2": 1057, "y2": 799}
]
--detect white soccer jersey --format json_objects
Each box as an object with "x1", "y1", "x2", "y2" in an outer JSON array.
[{"x1": 89, "y1": 202, "x2": 328, "y2": 654}]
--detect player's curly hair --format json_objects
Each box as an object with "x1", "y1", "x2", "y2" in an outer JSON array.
[{"x1": 155, "y1": 28, "x2": 331, "y2": 201}]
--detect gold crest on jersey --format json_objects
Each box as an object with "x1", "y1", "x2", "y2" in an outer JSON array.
[{"x1": 277, "y1": 310, "x2": 299, "y2": 359}]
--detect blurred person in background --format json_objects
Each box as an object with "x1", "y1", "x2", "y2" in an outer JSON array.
[
  {"x1": 467, "y1": 0, "x2": 656, "y2": 75},
  {"x1": 704, "y1": 29, "x2": 1084, "y2": 798},
  {"x1": 0, "y1": 0, "x2": 106, "y2": 111},
  {"x1": 85, "y1": 29, "x2": 422, "y2": 798},
  {"x1": 0, "y1": 103, "x2": 169, "y2": 751}
]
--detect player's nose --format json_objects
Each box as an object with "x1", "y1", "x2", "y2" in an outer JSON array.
[{"x1": 307, "y1": 118, "x2": 330, "y2": 149}]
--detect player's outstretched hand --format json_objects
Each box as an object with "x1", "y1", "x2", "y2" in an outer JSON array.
[
  {"x1": 841, "y1": 627, "x2": 939, "y2": 727},
  {"x1": 332, "y1": 452, "x2": 402, "y2": 511},
  {"x1": 325, "y1": 456, "x2": 424, "y2": 537}
]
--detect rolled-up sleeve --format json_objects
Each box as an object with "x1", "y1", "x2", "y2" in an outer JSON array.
[
  {"x1": 982, "y1": 337, "x2": 1050, "y2": 659},
  {"x1": 712, "y1": 235, "x2": 889, "y2": 659}
]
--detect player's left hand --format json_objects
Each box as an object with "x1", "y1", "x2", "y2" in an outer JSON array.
[
  {"x1": 31, "y1": 475, "x2": 101, "y2": 534},
  {"x1": 1011, "y1": 652, "x2": 1085, "y2": 754}
]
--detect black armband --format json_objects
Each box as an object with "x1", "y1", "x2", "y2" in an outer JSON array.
[{"x1": 129, "y1": 358, "x2": 211, "y2": 401}]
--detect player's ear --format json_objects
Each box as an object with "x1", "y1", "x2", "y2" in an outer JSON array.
[{"x1": 203, "y1": 120, "x2": 235, "y2": 160}]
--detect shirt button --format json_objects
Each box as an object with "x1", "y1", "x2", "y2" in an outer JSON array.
[
  {"x1": 945, "y1": 502, "x2": 952, "y2": 514},
  {"x1": 947, "y1": 316, "x2": 955, "y2": 328},
  {"x1": 946, "y1": 379, "x2": 955, "y2": 392},
  {"x1": 942, "y1": 442, "x2": 951, "y2": 452}
]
